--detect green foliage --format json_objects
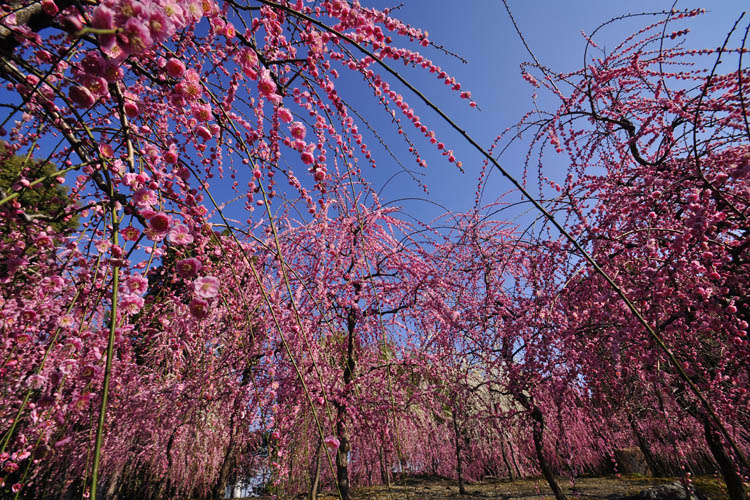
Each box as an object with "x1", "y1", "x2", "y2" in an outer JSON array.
[{"x1": 0, "y1": 142, "x2": 78, "y2": 235}]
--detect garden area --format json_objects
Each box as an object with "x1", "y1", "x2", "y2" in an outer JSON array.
[
  {"x1": 275, "y1": 475, "x2": 738, "y2": 500},
  {"x1": 0, "y1": 0, "x2": 749, "y2": 499}
]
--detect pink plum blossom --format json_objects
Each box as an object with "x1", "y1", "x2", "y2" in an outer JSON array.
[
  {"x1": 278, "y1": 107, "x2": 293, "y2": 123},
  {"x1": 133, "y1": 188, "x2": 158, "y2": 208},
  {"x1": 194, "y1": 276, "x2": 220, "y2": 299},
  {"x1": 148, "y1": 212, "x2": 171, "y2": 234},
  {"x1": 126, "y1": 275, "x2": 148, "y2": 294},
  {"x1": 167, "y1": 224, "x2": 194, "y2": 245},
  {"x1": 120, "y1": 294, "x2": 145, "y2": 315},
  {"x1": 69, "y1": 85, "x2": 95, "y2": 108},
  {"x1": 121, "y1": 226, "x2": 141, "y2": 241},
  {"x1": 165, "y1": 58, "x2": 186, "y2": 78},
  {"x1": 258, "y1": 68, "x2": 281, "y2": 103},
  {"x1": 324, "y1": 435, "x2": 340, "y2": 450},
  {"x1": 57, "y1": 315, "x2": 75, "y2": 329},
  {"x1": 290, "y1": 121, "x2": 306, "y2": 140}
]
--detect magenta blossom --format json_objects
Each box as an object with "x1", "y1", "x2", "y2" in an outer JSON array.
[
  {"x1": 176, "y1": 257, "x2": 202, "y2": 278},
  {"x1": 195, "y1": 125, "x2": 212, "y2": 141},
  {"x1": 290, "y1": 121, "x2": 306, "y2": 140},
  {"x1": 258, "y1": 68, "x2": 281, "y2": 103},
  {"x1": 278, "y1": 107, "x2": 293, "y2": 123},
  {"x1": 301, "y1": 150, "x2": 314, "y2": 165},
  {"x1": 41, "y1": 0, "x2": 58, "y2": 15},
  {"x1": 133, "y1": 188, "x2": 157, "y2": 208},
  {"x1": 54, "y1": 437, "x2": 72, "y2": 449},
  {"x1": 57, "y1": 315, "x2": 75, "y2": 329},
  {"x1": 189, "y1": 298, "x2": 209, "y2": 319},
  {"x1": 69, "y1": 85, "x2": 95, "y2": 108},
  {"x1": 193, "y1": 103, "x2": 212, "y2": 122},
  {"x1": 121, "y1": 226, "x2": 140, "y2": 241},
  {"x1": 148, "y1": 212, "x2": 171, "y2": 233},
  {"x1": 119, "y1": 17, "x2": 153, "y2": 55},
  {"x1": 91, "y1": 6, "x2": 116, "y2": 49},
  {"x1": 165, "y1": 58, "x2": 186, "y2": 78},
  {"x1": 81, "y1": 51, "x2": 105, "y2": 76},
  {"x1": 324, "y1": 435, "x2": 340, "y2": 450},
  {"x1": 148, "y1": 9, "x2": 175, "y2": 42}
]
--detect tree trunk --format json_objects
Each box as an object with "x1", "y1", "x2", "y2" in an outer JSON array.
[
  {"x1": 212, "y1": 442, "x2": 235, "y2": 499},
  {"x1": 452, "y1": 410, "x2": 467, "y2": 495},
  {"x1": 104, "y1": 466, "x2": 122, "y2": 499},
  {"x1": 334, "y1": 306, "x2": 357, "y2": 500},
  {"x1": 366, "y1": 451, "x2": 373, "y2": 486},
  {"x1": 336, "y1": 422, "x2": 351, "y2": 500},
  {"x1": 380, "y1": 445, "x2": 392, "y2": 489},
  {"x1": 310, "y1": 439, "x2": 321, "y2": 500},
  {"x1": 530, "y1": 405, "x2": 566, "y2": 500},
  {"x1": 703, "y1": 416, "x2": 746, "y2": 500},
  {"x1": 500, "y1": 437, "x2": 515, "y2": 481},
  {"x1": 507, "y1": 434, "x2": 523, "y2": 479},
  {"x1": 212, "y1": 418, "x2": 237, "y2": 499},
  {"x1": 629, "y1": 414, "x2": 661, "y2": 476}
]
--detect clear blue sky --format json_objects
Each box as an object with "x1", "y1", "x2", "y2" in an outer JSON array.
[
  {"x1": 3, "y1": 1, "x2": 745, "y2": 240},
  {"x1": 329, "y1": 1, "x2": 749, "y2": 229}
]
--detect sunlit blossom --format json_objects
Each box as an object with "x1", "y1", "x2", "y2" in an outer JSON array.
[
  {"x1": 120, "y1": 294, "x2": 145, "y2": 315},
  {"x1": 324, "y1": 435, "x2": 340, "y2": 450},
  {"x1": 167, "y1": 224, "x2": 194, "y2": 245},
  {"x1": 126, "y1": 275, "x2": 149, "y2": 294},
  {"x1": 194, "y1": 276, "x2": 220, "y2": 299}
]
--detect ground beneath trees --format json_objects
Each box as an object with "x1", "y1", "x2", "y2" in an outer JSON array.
[{"x1": 255, "y1": 475, "x2": 736, "y2": 500}]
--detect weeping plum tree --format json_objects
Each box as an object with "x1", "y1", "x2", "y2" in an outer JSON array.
[
  {"x1": 0, "y1": 0, "x2": 475, "y2": 497},
  {"x1": 1, "y1": 1, "x2": 750, "y2": 499},
  {"x1": 263, "y1": 199, "x2": 439, "y2": 499},
  {"x1": 425, "y1": 210, "x2": 608, "y2": 500},
  {"x1": 516, "y1": 8, "x2": 750, "y2": 499}
]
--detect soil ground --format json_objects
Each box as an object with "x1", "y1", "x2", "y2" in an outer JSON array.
[{"x1": 256, "y1": 474, "x2": 738, "y2": 499}]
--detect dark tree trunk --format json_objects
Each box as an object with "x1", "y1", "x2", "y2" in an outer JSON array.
[
  {"x1": 335, "y1": 419, "x2": 351, "y2": 500},
  {"x1": 212, "y1": 410, "x2": 238, "y2": 500},
  {"x1": 213, "y1": 442, "x2": 235, "y2": 500},
  {"x1": 703, "y1": 416, "x2": 746, "y2": 500},
  {"x1": 153, "y1": 479, "x2": 168, "y2": 500},
  {"x1": 529, "y1": 405, "x2": 566, "y2": 500},
  {"x1": 508, "y1": 434, "x2": 523, "y2": 479},
  {"x1": 512, "y1": 390, "x2": 565, "y2": 499},
  {"x1": 629, "y1": 414, "x2": 662, "y2": 476},
  {"x1": 105, "y1": 466, "x2": 122, "y2": 499},
  {"x1": 334, "y1": 306, "x2": 357, "y2": 500},
  {"x1": 431, "y1": 454, "x2": 440, "y2": 477},
  {"x1": 366, "y1": 450, "x2": 373, "y2": 486},
  {"x1": 452, "y1": 410, "x2": 467, "y2": 495}
]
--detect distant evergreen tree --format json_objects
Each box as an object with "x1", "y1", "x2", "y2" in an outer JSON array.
[{"x1": 0, "y1": 141, "x2": 79, "y2": 236}]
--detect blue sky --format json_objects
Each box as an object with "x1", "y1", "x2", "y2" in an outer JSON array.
[
  {"x1": 332, "y1": 1, "x2": 749, "y2": 229},
  {"x1": 2, "y1": 1, "x2": 746, "y2": 245}
]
